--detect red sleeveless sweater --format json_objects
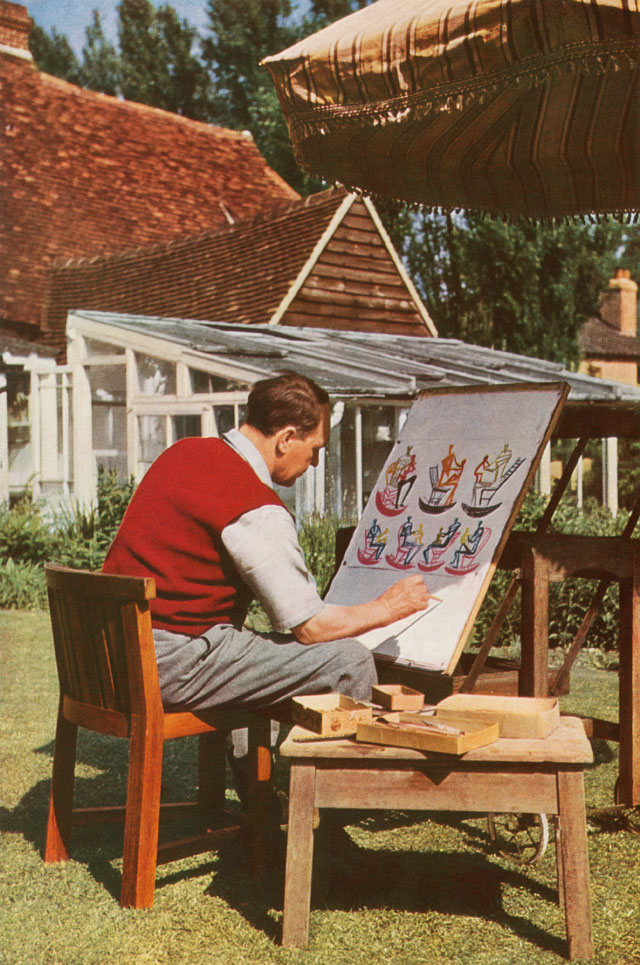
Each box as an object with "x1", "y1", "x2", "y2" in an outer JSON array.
[{"x1": 102, "y1": 437, "x2": 285, "y2": 635}]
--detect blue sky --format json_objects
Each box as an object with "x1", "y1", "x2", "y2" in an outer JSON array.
[{"x1": 28, "y1": 1, "x2": 211, "y2": 54}]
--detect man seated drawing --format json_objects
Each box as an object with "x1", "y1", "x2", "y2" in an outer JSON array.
[{"x1": 103, "y1": 371, "x2": 430, "y2": 720}]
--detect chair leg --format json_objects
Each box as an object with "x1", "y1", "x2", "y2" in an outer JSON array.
[
  {"x1": 120, "y1": 717, "x2": 164, "y2": 909},
  {"x1": 198, "y1": 731, "x2": 227, "y2": 813},
  {"x1": 246, "y1": 717, "x2": 273, "y2": 874},
  {"x1": 45, "y1": 704, "x2": 78, "y2": 863}
]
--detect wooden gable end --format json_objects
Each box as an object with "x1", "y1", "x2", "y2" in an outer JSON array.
[{"x1": 280, "y1": 198, "x2": 432, "y2": 336}]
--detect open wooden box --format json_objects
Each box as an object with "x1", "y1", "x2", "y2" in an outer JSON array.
[
  {"x1": 291, "y1": 694, "x2": 373, "y2": 737},
  {"x1": 357, "y1": 712, "x2": 499, "y2": 755}
]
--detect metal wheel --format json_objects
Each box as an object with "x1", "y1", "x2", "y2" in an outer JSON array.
[
  {"x1": 614, "y1": 779, "x2": 640, "y2": 833},
  {"x1": 487, "y1": 812, "x2": 549, "y2": 865}
]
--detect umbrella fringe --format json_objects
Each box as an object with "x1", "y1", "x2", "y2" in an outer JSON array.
[
  {"x1": 281, "y1": 38, "x2": 640, "y2": 139},
  {"x1": 324, "y1": 180, "x2": 640, "y2": 226}
]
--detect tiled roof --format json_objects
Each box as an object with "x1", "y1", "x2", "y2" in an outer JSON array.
[
  {"x1": 0, "y1": 52, "x2": 298, "y2": 338},
  {"x1": 578, "y1": 317, "x2": 640, "y2": 360},
  {"x1": 46, "y1": 187, "x2": 432, "y2": 355},
  {"x1": 47, "y1": 189, "x2": 347, "y2": 345}
]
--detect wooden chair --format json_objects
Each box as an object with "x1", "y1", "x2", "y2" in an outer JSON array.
[{"x1": 44, "y1": 563, "x2": 273, "y2": 908}]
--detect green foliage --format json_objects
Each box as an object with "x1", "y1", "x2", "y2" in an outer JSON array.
[
  {"x1": 0, "y1": 560, "x2": 48, "y2": 610},
  {"x1": 297, "y1": 512, "x2": 341, "y2": 596},
  {"x1": 117, "y1": 0, "x2": 213, "y2": 117},
  {"x1": 0, "y1": 469, "x2": 135, "y2": 609},
  {"x1": 28, "y1": 23, "x2": 82, "y2": 83},
  {"x1": 383, "y1": 208, "x2": 640, "y2": 367},
  {"x1": 472, "y1": 493, "x2": 628, "y2": 653}
]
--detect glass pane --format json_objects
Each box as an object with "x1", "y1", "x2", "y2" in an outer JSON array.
[
  {"x1": 93, "y1": 404, "x2": 127, "y2": 480},
  {"x1": 361, "y1": 406, "x2": 396, "y2": 504},
  {"x1": 136, "y1": 354, "x2": 176, "y2": 395},
  {"x1": 172, "y1": 414, "x2": 201, "y2": 442},
  {"x1": 214, "y1": 405, "x2": 235, "y2": 436},
  {"x1": 87, "y1": 365, "x2": 126, "y2": 404},
  {"x1": 6, "y1": 371, "x2": 32, "y2": 478},
  {"x1": 189, "y1": 369, "x2": 249, "y2": 393},
  {"x1": 138, "y1": 416, "x2": 166, "y2": 475},
  {"x1": 338, "y1": 406, "x2": 358, "y2": 520},
  {"x1": 84, "y1": 337, "x2": 125, "y2": 356}
]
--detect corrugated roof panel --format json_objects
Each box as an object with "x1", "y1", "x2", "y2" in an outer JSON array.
[{"x1": 71, "y1": 310, "x2": 640, "y2": 407}]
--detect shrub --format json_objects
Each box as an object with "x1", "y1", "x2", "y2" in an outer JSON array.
[{"x1": 0, "y1": 468, "x2": 135, "y2": 609}]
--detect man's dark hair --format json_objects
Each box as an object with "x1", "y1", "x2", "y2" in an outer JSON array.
[{"x1": 246, "y1": 370, "x2": 329, "y2": 437}]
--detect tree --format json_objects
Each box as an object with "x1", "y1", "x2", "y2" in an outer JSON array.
[
  {"x1": 79, "y1": 11, "x2": 120, "y2": 96},
  {"x1": 117, "y1": 0, "x2": 213, "y2": 118},
  {"x1": 29, "y1": 23, "x2": 82, "y2": 85},
  {"x1": 383, "y1": 207, "x2": 637, "y2": 366}
]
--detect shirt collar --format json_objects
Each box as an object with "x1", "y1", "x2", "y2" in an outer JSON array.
[{"x1": 222, "y1": 428, "x2": 273, "y2": 488}]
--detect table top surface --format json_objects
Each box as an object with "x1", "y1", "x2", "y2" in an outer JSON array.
[{"x1": 281, "y1": 716, "x2": 593, "y2": 765}]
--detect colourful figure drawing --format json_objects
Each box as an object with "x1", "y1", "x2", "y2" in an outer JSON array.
[
  {"x1": 444, "y1": 521, "x2": 491, "y2": 575},
  {"x1": 375, "y1": 445, "x2": 417, "y2": 517},
  {"x1": 385, "y1": 516, "x2": 424, "y2": 569},
  {"x1": 462, "y1": 446, "x2": 526, "y2": 517},
  {"x1": 417, "y1": 517, "x2": 461, "y2": 572},
  {"x1": 357, "y1": 517, "x2": 389, "y2": 565},
  {"x1": 418, "y1": 444, "x2": 466, "y2": 514}
]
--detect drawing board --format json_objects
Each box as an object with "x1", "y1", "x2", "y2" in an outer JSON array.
[{"x1": 325, "y1": 382, "x2": 569, "y2": 674}]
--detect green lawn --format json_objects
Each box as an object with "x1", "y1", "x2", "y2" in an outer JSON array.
[{"x1": 1, "y1": 608, "x2": 639, "y2": 965}]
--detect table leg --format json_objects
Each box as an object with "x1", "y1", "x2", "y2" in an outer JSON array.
[
  {"x1": 557, "y1": 770, "x2": 593, "y2": 961},
  {"x1": 282, "y1": 762, "x2": 317, "y2": 948}
]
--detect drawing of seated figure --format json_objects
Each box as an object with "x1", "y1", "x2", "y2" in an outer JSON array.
[
  {"x1": 451, "y1": 521, "x2": 486, "y2": 569},
  {"x1": 437, "y1": 443, "x2": 466, "y2": 504},
  {"x1": 386, "y1": 445, "x2": 417, "y2": 508},
  {"x1": 386, "y1": 515, "x2": 423, "y2": 568},
  {"x1": 366, "y1": 518, "x2": 388, "y2": 560},
  {"x1": 422, "y1": 517, "x2": 461, "y2": 565},
  {"x1": 476, "y1": 443, "x2": 512, "y2": 485}
]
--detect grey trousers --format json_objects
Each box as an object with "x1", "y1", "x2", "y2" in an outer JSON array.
[{"x1": 153, "y1": 623, "x2": 377, "y2": 714}]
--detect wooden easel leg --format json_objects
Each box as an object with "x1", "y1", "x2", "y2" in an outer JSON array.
[
  {"x1": 120, "y1": 717, "x2": 163, "y2": 909},
  {"x1": 557, "y1": 770, "x2": 593, "y2": 961},
  {"x1": 45, "y1": 704, "x2": 78, "y2": 863},
  {"x1": 618, "y1": 567, "x2": 640, "y2": 806},
  {"x1": 282, "y1": 763, "x2": 316, "y2": 948},
  {"x1": 520, "y1": 549, "x2": 550, "y2": 697}
]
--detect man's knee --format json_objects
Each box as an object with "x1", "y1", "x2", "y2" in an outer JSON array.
[{"x1": 330, "y1": 638, "x2": 377, "y2": 701}]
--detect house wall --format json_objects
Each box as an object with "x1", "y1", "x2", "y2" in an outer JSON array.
[
  {"x1": 283, "y1": 199, "x2": 430, "y2": 336},
  {"x1": 579, "y1": 358, "x2": 638, "y2": 386}
]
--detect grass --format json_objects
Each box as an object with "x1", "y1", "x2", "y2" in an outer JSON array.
[{"x1": 2, "y1": 609, "x2": 640, "y2": 965}]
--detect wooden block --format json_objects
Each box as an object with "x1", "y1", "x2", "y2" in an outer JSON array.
[
  {"x1": 291, "y1": 694, "x2": 372, "y2": 737},
  {"x1": 435, "y1": 694, "x2": 559, "y2": 739},
  {"x1": 372, "y1": 684, "x2": 425, "y2": 711},
  {"x1": 356, "y1": 713, "x2": 499, "y2": 755}
]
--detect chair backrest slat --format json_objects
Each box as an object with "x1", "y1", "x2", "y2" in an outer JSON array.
[{"x1": 45, "y1": 564, "x2": 160, "y2": 720}]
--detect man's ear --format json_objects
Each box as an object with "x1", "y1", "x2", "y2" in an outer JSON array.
[{"x1": 274, "y1": 425, "x2": 297, "y2": 455}]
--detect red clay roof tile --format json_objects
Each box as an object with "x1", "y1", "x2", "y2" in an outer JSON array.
[{"x1": 1, "y1": 53, "x2": 298, "y2": 338}]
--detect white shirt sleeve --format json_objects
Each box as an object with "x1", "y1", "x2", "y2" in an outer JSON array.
[{"x1": 221, "y1": 505, "x2": 326, "y2": 632}]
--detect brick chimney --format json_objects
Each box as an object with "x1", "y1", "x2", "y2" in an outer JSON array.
[
  {"x1": 0, "y1": 2, "x2": 33, "y2": 60},
  {"x1": 599, "y1": 268, "x2": 638, "y2": 337}
]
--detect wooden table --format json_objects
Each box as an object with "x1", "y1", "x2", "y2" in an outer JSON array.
[
  {"x1": 514, "y1": 534, "x2": 640, "y2": 806},
  {"x1": 280, "y1": 717, "x2": 593, "y2": 960}
]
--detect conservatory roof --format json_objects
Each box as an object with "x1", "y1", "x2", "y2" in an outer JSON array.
[{"x1": 70, "y1": 309, "x2": 640, "y2": 439}]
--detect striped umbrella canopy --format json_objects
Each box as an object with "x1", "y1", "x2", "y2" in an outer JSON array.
[{"x1": 263, "y1": 0, "x2": 640, "y2": 220}]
